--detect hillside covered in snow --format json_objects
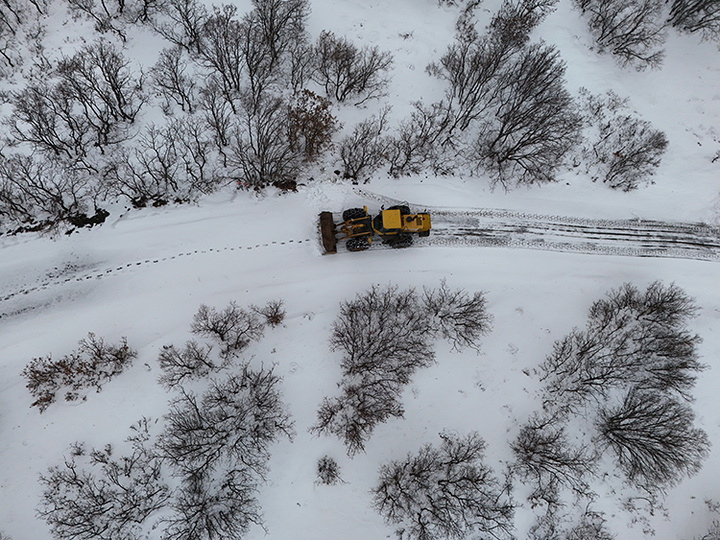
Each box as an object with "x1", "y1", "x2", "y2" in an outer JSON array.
[{"x1": 1, "y1": 1, "x2": 720, "y2": 539}]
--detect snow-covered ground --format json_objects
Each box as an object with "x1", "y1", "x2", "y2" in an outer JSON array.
[{"x1": 1, "y1": 1, "x2": 720, "y2": 539}]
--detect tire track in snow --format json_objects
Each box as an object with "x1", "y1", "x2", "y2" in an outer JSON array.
[
  {"x1": 355, "y1": 189, "x2": 720, "y2": 262},
  {"x1": 0, "y1": 238, "x2": 313, "y2": 319}
]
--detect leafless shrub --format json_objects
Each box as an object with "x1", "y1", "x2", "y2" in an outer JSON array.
[
  {"x1": 162, "y1": 467, "x2": 263, "y2": 540},
  {"x1": 190, "y1": 301, "x2": 265, "y2": 358},
  {"x1": 489, "y1": 0, "x2": 560, "y2": 50},
  {"x1": 316, "y1": 455, "x2": 342, "y2": 485},
  {"x1": 252, "y1": 299, "x2": 286, "y2": 328},
  {"x1": 575, "y1": 89, "x2": 668, "y2": 191},
  {"x1": 539, "y1": 282, "x2": 704, "y2": 412},
  {"x1": 313, "y1": 376, "x2": 406, "y2": 457},
  {"x1": 573, "y1": 0, "x2": 667, "y2": 69},
  {"x1": 22, "y1": 333, "x2": 136, "y2": 412},
  {"x1": 423, "y1": 279, "x2": 492, "y2": 351},
  {"x1": 38, "y1": 418, "x2": 169, "y2": 540},
  {"x1": 312, "y1": 284, "x2": 435, "y2": 455},
  {"x1": 596, "y1": 389, "x2": 710, "y2": 488},
  {"x1": 511, "y1": 413, "x2": 597, "y2": 504},
  {"x1": 699, "y1": 521, "x2": 720, "y2": 540},
  {"x1": 66, "y1": 0, "x2": 163, "y2": 40},
  {"x1": 288, "y1": 89, "x2": 338, "y2": 162},
  {"x1": 329, "y1": 284, "x2": 434, "y2": 382},
  {"x1": 313, "y1": 30, "x2": 393, "y2": 104},
  {"x1": 157, "y1": 365, "x2": 294, "y2": 480},
  {"x1": 531, "y1": 281, "x2": 709, "y2": 501},
  {"x1": 372, "y1": 432, "x2": 514, "y2": 540},
  {"x1": 157, "y1": 341, "x2": 216, "y2": 389},
  {"x1": 338, "y1": 107, "x2": 390, "y2": 181},
  {"x1": 669, "y1": 0, "x2": 720, "y2": 39},
  {"x1": 313, "y1": 282, "x2": 491, "y2": 455},
  {"x1": 563, "y1": 508, "x2": 615, "y2": 540}
]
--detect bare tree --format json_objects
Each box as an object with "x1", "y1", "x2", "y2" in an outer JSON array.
[
  {"x1": 109, "y1": 117, "x2": 221, "y2": 207},
  {"x1": 338, "y1": 107, "x2": 390, "y2": 181},
  {"x1": 157, "y1": 341, "x2": 216, "y2": 389},
  {"x1": 151, "y1": 46, "x2": 197, "y2": 113},
  {"x1": 596, "y1": 389, "x2": 710, "y2": 488},
  {"x1": 0, "y1": 0, "x2": 46, "y2": 68},
  {"x1": 153, "y1": 0, "x2": 207, "y2": 53},
  {"x1": 157, "y1": 365, "x2": 294, "y2": 479},
  {"x1": 314, "y1": 283, "x2": 492, "y2": 455},
  {"x1": 195, "y1": 4, "x2": 245, "y2": 101},
  {"x1": 162, "y1": 468, "x2": 263, "y2": 540},
  {"x1": 428, "y1": 0, "x2": 559, "y2": 142},
  {"x1": 57, "y1": 41, "x2": 145, "y2": 127},
  {"x1": 190, "y1": 301, "x2": 266, "y2": 358},
  {"x1": 511, "y1": 413, "x2": 597, "y2": 504},
  {"x1": 198, "y1": 76, "x2": 233, "y2": 154},
  {"x1": 11, "y1": 40, "x2": 145, "y2": 161},
  {"x1": 0, "y1": 154, "x2": 93, "y2": 227},
  {"x1": 472, "y1": 43, "x2": 581, "y2": 188},
  {"x1": 288, "y1": 40, "x2": 316, "y2": 94},
  {"x1": 422, "y1": 279, "x2": 492, "y2": 351},
  {"x1": 228, "y1": 94, "x2": 300, "y2": 189},
  {"x1": 387, "y1": 101, "x2": 449, "y2": 177},
  {"x1": 251, "y1": 0, "x2": 309, "y2": 69},
  {"x1": 573, "y1": 0, "x2": 667, "y2": 69},
  {"x1": 669, "y1": 0, "x2": 720, "y2": 39},
  {"x1": 372, "y1": 432, "x2": 514, "y2": 540},
  {"x1": 575, "y1": 89, "x2": 668, "y2": 191},
  {"x1": 539, "y1": 282, "x2": 704, "y2": 412},
  {"x1": 313, "y1": 30, "x2": 393, "y2": 104},
  {"x1": 38, "y1": 419, "x2": 169, "y2": 540},
  {"x1": 288, "y1": 89, "x2": 338, "y2": 162},
  {"x1": 9, "y1": 83, "x2": 93, "y2": 162}
]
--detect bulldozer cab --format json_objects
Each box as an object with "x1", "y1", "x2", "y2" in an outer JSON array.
[
  {"x1": 372, "y1": 208, "x2": 431, "y2": 236},
  {"x1": 373, "y1": 209, "x2": 402, "y2": 234}
]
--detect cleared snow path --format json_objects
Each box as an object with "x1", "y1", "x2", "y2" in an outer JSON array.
[{"x1": 359, "y1": 189, "x2": 720, "y2": 261}]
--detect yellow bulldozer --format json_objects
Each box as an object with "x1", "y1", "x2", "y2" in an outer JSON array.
[{"x1": 319, "y1": 205, "x2": 431, "y2": 254}]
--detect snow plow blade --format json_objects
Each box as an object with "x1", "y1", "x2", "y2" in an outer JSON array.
[{"x1": 319, "y1": 211, "x2": 337, "y2": 254}]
